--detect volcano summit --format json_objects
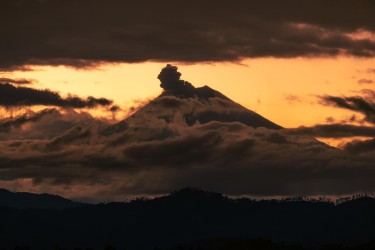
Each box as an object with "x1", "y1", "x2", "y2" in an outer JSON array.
[{"x1": 103, "y1": 64, "x2": 281, "y2": 136}]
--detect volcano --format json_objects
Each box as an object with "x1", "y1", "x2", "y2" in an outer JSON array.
[
  {"x1": 102, "y1": 64, "x2": 281, "y2": 136},
  {"x1": 0, "y1": 64, "x2": 335, "y2": 203}
]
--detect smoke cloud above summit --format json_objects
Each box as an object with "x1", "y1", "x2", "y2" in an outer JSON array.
[
  {"x1": 158, "y1": 64, "x2": 195, "y2": 94},
  {"x1": 1, "y1": 0, "x2": 375, "y2": 70}
]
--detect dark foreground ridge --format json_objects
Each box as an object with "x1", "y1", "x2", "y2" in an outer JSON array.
[
  {"x1": 168, "y1": 238, "x2": 375, "y2": 250},
  {"x1": 1, "y1": 188, "x2": 375, "y2": 249},
  {"x1": 0, "y1": 188, "x2": 83, "y2": 209}
]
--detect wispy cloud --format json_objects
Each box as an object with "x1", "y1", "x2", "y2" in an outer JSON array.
[
  {"x1": 0, "y1": 77, "x2": 36, "y2": 85},
  {"x1": 358, "y1": 79, "x2": 373, "y2": 84}
]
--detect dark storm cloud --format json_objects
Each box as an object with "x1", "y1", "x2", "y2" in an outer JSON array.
[
  {"x1": 1, "y1": 0, "x2": 375, "y2": 70},
  {"x1": 0, "y1": 83, "x2": 113, "y2": 108},
  {"x1": 0, "y1": 77, "x2": 35, "y2": 85},
  {"x1": 285, "y1": 124, "x2": 375, "y2": 138},
  {"x1": 321, "y1": 94, "x2": 375, "y2": 124}
]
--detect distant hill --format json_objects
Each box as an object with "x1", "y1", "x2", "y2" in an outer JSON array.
[
  {"x1": 0, "y1": 188, "x2": 84, "y2": 209},
  {"x1": 1, "y1": 188, "x2": 375, "y2": 249}
]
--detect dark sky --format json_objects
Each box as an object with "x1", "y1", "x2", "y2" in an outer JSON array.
[{"x1": 0, "y1": 0, "x2": 375, "y2": 71}]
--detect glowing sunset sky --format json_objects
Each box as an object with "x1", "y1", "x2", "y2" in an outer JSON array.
[{"x1": 3, "y1": 57, "x2": 375, "y2": 128}]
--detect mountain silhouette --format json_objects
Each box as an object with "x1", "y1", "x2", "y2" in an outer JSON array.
[
  {"x1": 102, "y1": 64, "x2": 281, "y2": 136},
  {"x1": 0, "y1": 188, "x2": 83, "y2": 209},
  {"x1": 1, "y1": 188, "x2": 375, "y2": 249}
]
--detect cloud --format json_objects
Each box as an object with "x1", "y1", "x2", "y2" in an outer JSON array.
[
  {"x1": 158, "y1": 64, "x2": 195, "y2": 94},
  {"x1": 0, "y1": 108, "x2": 57, "y2": 133},
  {"x1": 325, "y1": 117, "x2": 336, "y2": 123},
  {"x1": 285, "y1": 124, "x2": 375, "y2": 138},
  {"x1": 285, "y1": 94, "x2": 302, "y2": 104},
  {"x1": 1, "y1": 0, "x2": 375, "y2": 70},
  {"x1": 320, "y1": 93, "x2": 375, "y2": 124},
  {"x1": 0, "y1": 83, "x2": 113, "y2": 108},
  {"x1": 358, "y1": 79, "x2": 374, "y2": 84},
  {"x1": 344, "y1": 138, "x2": 375, "y2": 153},
  {"x1": 0, "y1": 65, "x2": 33, "y2": 72},
  {"x1": 0, "y1": 77, "x2": 35, "y2": 85},
  {"x1": 109, "y1": 105, "x2": 120, "y2": 112},
  {"x1": 0, "y1": 108, "x2": 112, "y2": 141},
  {"x1": 367, "y1": 68, "x2": 375, "y2": 74},
  {"x1": 0, "y1": 95, "x2": 375, "y2": 201},
  {"x1": 2, "y1": 118, "x2": 375, "y2": 201},
  {"x1": 318, "y1": 90, "x2": 375, "y2": 153}
]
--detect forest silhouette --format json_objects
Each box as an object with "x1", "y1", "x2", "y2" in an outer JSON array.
[{"x1": 1, "y1": 188, "x2": 375, "y2": 249}]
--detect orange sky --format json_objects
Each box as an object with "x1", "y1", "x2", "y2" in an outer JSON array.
[
  {"x1": 0, "y1": 57, "x2": 375, "y2": 197},
  {"x1": 3, "y1": 57, "x2": 374, "y2": 130}
]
